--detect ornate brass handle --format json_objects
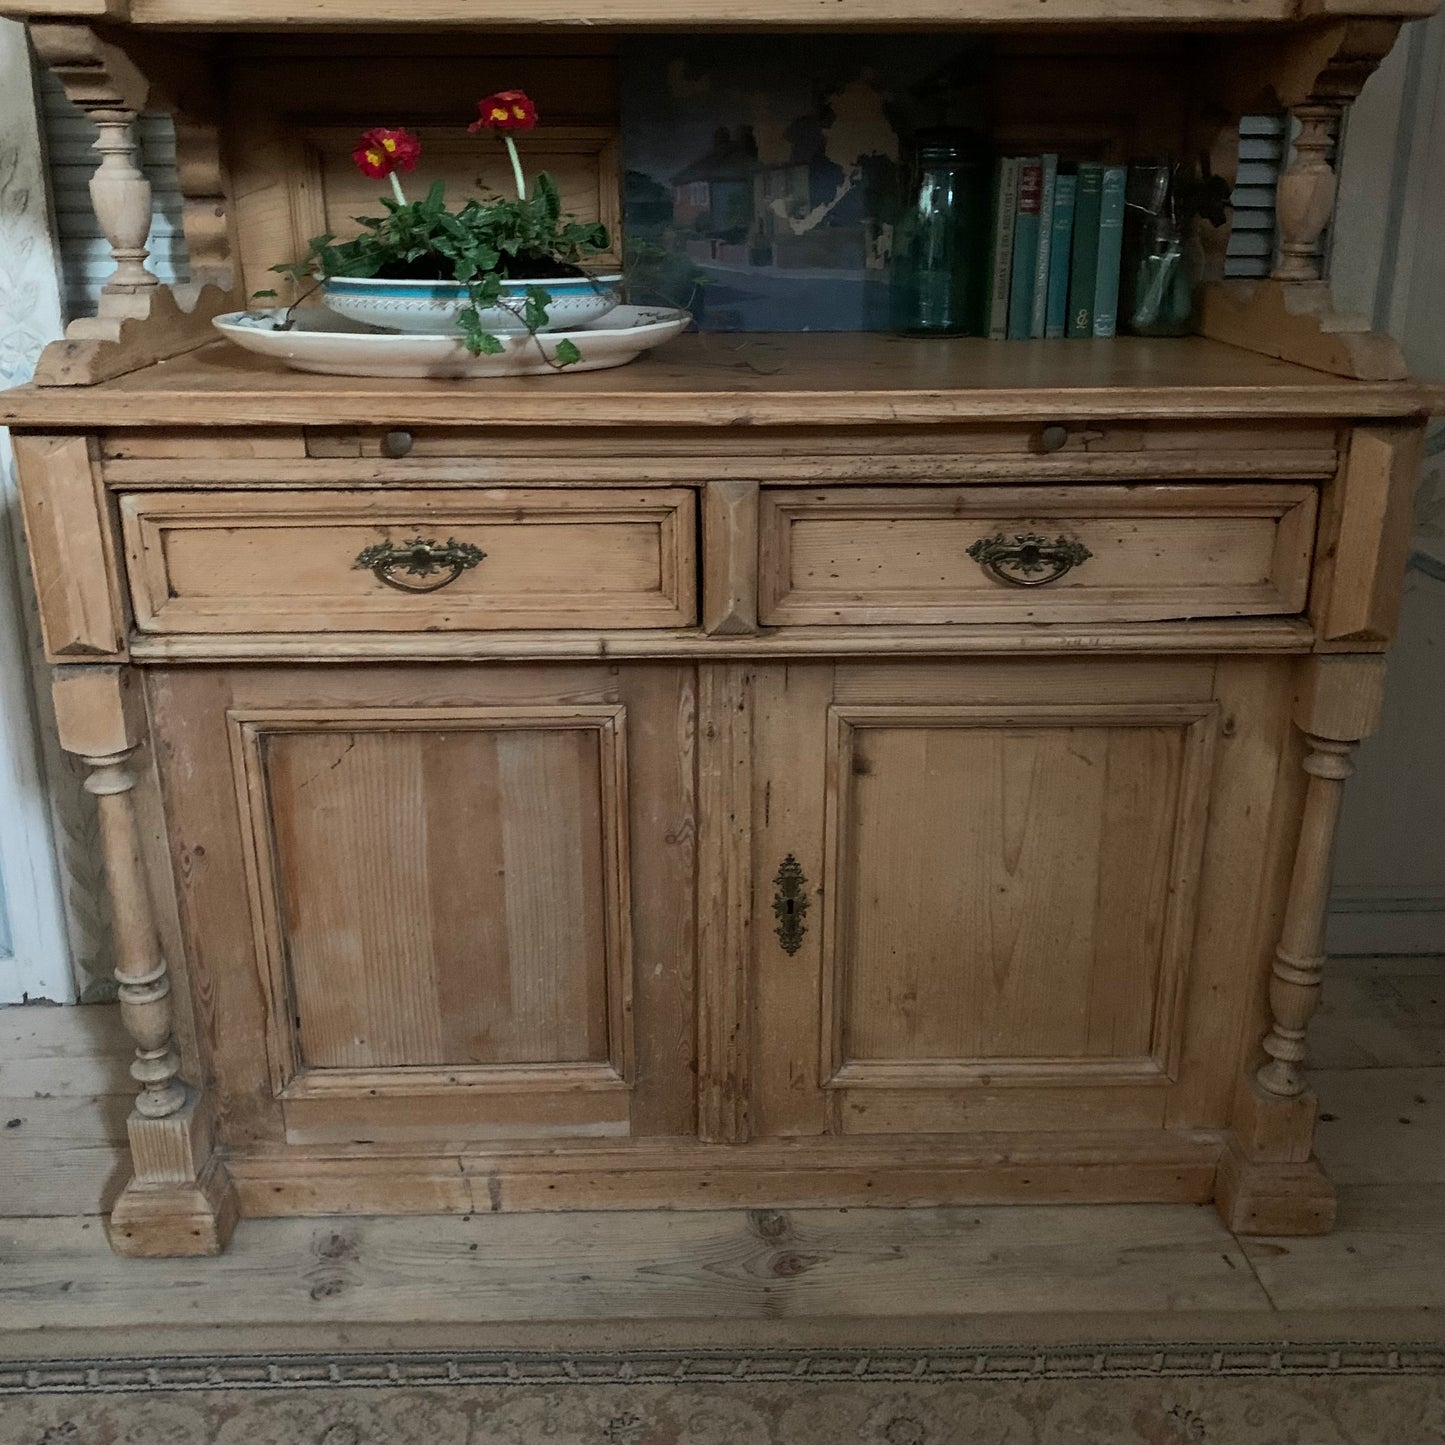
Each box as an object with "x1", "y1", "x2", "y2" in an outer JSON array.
[
  {"x1": 966, "y1": 532, "x2": 1092, "y2": 588},
  {"x1": 773, "y1": 854, "x2": 809, "y2": 956},
  {"x1": 354, "y1": 536, "x2": 486, "y2": 593}
]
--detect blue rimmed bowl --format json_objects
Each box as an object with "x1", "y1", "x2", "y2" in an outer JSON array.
[{"x1": 321, "y1": 273, "x2": 622, "y2": 335}]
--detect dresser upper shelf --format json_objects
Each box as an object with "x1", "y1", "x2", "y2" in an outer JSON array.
[
  {"x1": 6, "y1": 0, "x2": 1440, "y2": 24},
  {"x1": 2, "y1": 334, "x2": 1441, "y2": 429}
]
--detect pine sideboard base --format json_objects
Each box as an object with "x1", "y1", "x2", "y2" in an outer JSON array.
[
  {"x1": 106, "y1": 1131, "x2": 1340, "y2": 1252},
  {"x1": 212, "y1": 1134, "x2": 1231, "y2": 1224}
]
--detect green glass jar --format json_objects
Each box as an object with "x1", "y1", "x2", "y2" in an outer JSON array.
[{"x1": 890, "y1": 130, "x2": 990, "y2": 337}]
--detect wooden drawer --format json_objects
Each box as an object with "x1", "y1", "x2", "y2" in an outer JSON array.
[
  {"x1": 120, "y1": 488, "x2": 697, "y2": 633},
  {"x1": 759, "y1": 484, "x2": 1317, "y2": 626}
]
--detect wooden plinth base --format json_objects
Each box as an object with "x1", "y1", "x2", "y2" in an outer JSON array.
[
  {"x1": 1214, "y1": 1138, "x2": 1336, "y2": 1236},
  {"x1": 107, "y1": 1093, "x2": 240, "y2": 1257},
  {"x1": 218, "y1": 1132, "x2": 1227, "y2": 1221},
  {"x1": 109, "y1": 1155, "x2": 240, "y2": 1257}
]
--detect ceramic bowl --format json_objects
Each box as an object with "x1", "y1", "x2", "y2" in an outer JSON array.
[{"x1": 320, "y1": 274, "x2": 623, "y2": 335}]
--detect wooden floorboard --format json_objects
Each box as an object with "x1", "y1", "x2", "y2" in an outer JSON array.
[
  {"x1": 0, "y1": 956, "x2": 1439, "y2": 1342},
  {"x1": 1240, "y1": 1183, "x2": 1445, "y2": 1313},
  {"x1": 1311, "y1": 955, "x2": 1445, "y2": 1068},
  {"x1": 0, "y1": 1203, "x2": 1271, "y2": 1331}
]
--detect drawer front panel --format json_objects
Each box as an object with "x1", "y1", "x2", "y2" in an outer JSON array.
[
  {"x1": 759, "y1": 484, "x2": 1316, "y2": 626},
  {"x1": 121, "y1": 488, "x2": 697, "y2": 633}
]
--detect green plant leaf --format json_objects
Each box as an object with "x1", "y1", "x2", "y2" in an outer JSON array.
[{"x1": 553, "y1": 338, "x2": 582, "y2": 367}]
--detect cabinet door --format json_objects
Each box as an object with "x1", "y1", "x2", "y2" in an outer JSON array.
[
  {"x1": 751, "y1": 658, "x2": 1292, "y2": 1139},
  {"x1": 148, "y1": 664, "x2": 695, "y2": 1148}
]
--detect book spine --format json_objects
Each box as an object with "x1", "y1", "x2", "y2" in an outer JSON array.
[
  {"x1": 1044, "y1": 173, "x2": 1076, "y2": 340},
  {"x1": 1006, "y1": 159, "x2": 1042, "y2": 340},
  {"x1": 1066, "y1": 162, "x2": 1105, "y2": 339},
  {"x1": 1029, "y1": 154, "x2": 1058, "y2": 339},
  {"x1": 1091, "y1": 165, "x2": 1128, "y2": 338},
  {"x1": 987, "y1": 158, "x2": 1020, "y2": 341}
]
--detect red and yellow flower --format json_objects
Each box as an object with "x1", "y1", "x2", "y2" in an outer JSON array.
[
  {"x1": 469, "y1": 90, "x2": 538, "y2": 134},
  {"x1": 352, "y1": 127, "x2": 422, "y2": 179}
]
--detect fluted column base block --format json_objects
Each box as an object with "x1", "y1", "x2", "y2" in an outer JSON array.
[
  {"x1": 1214, "y1": 1137, "x2": 1336, "y2": 1237},
  {"x1": 109, "y1": 1094, "x2": 238, "y2": 1257},
  {"x1": 1233, "y1": 1074, "x2": 1318, "y2": 1163}
]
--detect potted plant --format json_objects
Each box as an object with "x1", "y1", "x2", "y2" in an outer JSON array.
[{"x1": 265, "y1": 91, "x2": 618, "y2": 365}]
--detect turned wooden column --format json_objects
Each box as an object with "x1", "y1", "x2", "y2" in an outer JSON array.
[
  {"x1": 1217, "y1": 654, "x2": 1386, "y2": 1236},
  {"x1": 1272, "y1": 104, "x2": 1340, "y2": 284},
  {"x1": 1256, "y1": 657, "x2": 1387, "y2": 1099},
  {"x1": 1256, "y1": 729, "x2": 1356, "y2": 1096},
  {"x1": 52, "y1": 666, "x2": 237, "y2": 1256},
  {"x1": 86, "y1": 109, "x2": 159, "y2": 307},
  {"x1": 83, "y1": 743, "x2": 184, "y2": 1118}
]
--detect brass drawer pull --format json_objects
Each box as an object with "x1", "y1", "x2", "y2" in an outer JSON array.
[
  {"x1": 773, "y1": 854, "x2": 809, "y2": 956},
  {"x1": 967, "y1": 532, "x2": 1092, "y2": 588},
  {"x1": 354, "y1": 536, "x2": 486, "y2": 593}
]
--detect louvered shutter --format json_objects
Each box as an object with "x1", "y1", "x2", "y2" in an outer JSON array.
[{"x1": 1225, "y1": 114, "x2": 1286, "y2": 278}]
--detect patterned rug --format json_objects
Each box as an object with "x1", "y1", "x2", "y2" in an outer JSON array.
[{"x1": 3, "y1": 1345, "x2": 1442, "y2": 1445}]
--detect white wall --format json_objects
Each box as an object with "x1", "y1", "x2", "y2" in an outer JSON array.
[
  {"x1": 0, "y1": 17, "x2": 74, "y2": 1002},
  {"x1": 1330, "y1": 10, "x2": 1445, "y2": 954}
]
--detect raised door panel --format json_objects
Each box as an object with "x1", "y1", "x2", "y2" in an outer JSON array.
[
  {"x1": 751, "y1": 659, "x2": 1257, "y2": 1139},
  {"x1": 824, "y1": 702, "x2": 1215, "y2": 1087},
  {"x1": 147, "y1": 665, "x2": 695, "y2": 1148},
  {"x1": 237, "y1": 712, "x2": 626, "y2": 1081}
]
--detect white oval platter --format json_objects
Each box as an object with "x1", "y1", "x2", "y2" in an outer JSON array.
[{"x1": 213, "y1": 305, "x2": 691, "y2": 379}]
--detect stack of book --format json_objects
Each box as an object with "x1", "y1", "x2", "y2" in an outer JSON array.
[{"x1": 986, "y1": 157, "x2": 1128, "y2": 340}]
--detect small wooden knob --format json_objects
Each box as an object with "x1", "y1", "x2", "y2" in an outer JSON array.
[
  {"x1": 382, "y1": 430, "x2": 414, "y2": 458},
  {"x1": 1039, "y1": 425, "x2": 1069, "y2": 453}
]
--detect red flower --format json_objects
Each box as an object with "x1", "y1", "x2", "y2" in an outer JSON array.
[
  {"x1": 352, "y1": 127, "x2": 421, "y2": 179},
  {"x1": 469, "y1": 91, "x2": 538, "y2": 134}
]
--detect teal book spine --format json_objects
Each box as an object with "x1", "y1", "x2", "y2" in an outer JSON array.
[
  {"x1": 987, "y1": 158, "x2": 1019, "y2": 341},
  {"x1": 1091, "y1": 165, "x2": 1128, "y2": 338},
  {"x1": 1066, "y1": 162, "x2": 1104, "y2": 339},
  {"x1": 1044, "y1": 172, "x2": 1076, "y2": 340},
  {"x1": 1029, "y1": 154, "x2": 1058, "y2": 339},
  {"x1": 1006, "y1": 158, "x2": 1042, "y2": 340}
]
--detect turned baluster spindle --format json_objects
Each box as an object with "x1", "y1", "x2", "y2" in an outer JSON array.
[
  {"x1": 1256, "y1": 732, "x2": 1357, "y2": 1098},
  {"x1": 84, "y1": 747, "x2": 186, "y2": 1119},
  {"x1": 1272, "y1": 105, "x2": 1340, "y2": 284},
  {"x1": 88, "y1": 108, "x2": 158, "y2": 296}
]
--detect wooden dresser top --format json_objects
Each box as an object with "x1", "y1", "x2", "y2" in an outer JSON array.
[{"x1": 4, "y1": 335, "x2": 1442, "y2": 429}]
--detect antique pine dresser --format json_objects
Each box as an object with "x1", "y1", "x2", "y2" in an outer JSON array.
[{"x1": 2, "y1": 0, "x2": 1442, "y2": 1257}]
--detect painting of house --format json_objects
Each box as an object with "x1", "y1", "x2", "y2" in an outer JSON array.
[{"x1": 621, "y1": 35, "x2": 988, "y2": 330}]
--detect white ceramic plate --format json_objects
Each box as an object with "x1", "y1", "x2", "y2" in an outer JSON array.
[{"x1": 212, "y1": 305, "x2": 691, "y2": 378}]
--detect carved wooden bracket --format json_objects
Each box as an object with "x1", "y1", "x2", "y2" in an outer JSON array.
[
  {"x1": 1197, "y1": 20, "x2": 1405, "y2": 378},
  {"x1": 29, "y1": 21, "x2": 237, "y2": 385}
]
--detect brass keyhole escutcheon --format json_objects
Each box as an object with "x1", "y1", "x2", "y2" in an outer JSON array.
[{"x1": 773, "y1": 854, "x2": 809, "y2": 956}]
